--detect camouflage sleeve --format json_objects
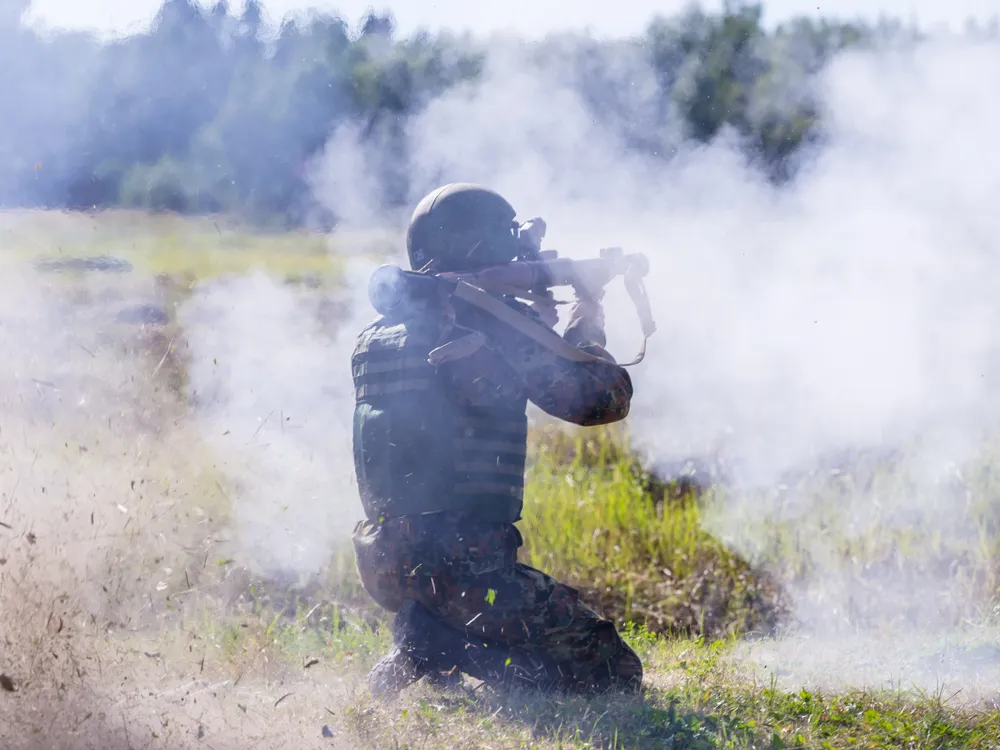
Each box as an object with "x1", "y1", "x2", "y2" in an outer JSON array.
[{"x1": 488, "y1": 300, "x2": 633, "y2": 427}]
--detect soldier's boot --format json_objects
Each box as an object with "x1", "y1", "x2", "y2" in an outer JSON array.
[
  {"x1": 369, "y1": 599, "x2": 565, "y2": 700},
  {"x1": 367, "y1": 600, "x2": 491, "y2": 700},
  {"x1": 398, "y1": 600, "x2": 567, "y2": 694},
  {"x1": 457, "y1": 639, "x2": 564, "y2": 693},
  {"x1": 423, "y1": 666, "x2": 465, "y2": 693},
  {"x1": 368, "y1": 600, "x2": 434, "y2": 701}
]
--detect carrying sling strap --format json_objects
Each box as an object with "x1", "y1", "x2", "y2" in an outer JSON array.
[{"x1": 428, "y1": 270, "x2": 656, "y2": 368}]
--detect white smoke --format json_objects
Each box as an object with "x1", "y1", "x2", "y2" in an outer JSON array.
[
  {"x1": 177, "y1": 261, "x2": 378, "y2": 575},
  {"x1": 384, "y1": 35, "x2": 1000, "y2": 489}
]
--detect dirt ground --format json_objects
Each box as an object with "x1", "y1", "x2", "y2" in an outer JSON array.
[{"x1": 0, "y1": 260, "x2": 365, "y2": 749}]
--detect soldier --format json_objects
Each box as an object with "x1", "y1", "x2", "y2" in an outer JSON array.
[{"x1": 350, "y1": 183, "x2": 643, "y2": 700}]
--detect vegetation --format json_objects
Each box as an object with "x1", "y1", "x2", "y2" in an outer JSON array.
[
  {"x1": 186, "y1": 604, "x2": 1000, "y2": 749},
  {"x1": 5, "y1": 210, "x2": 1000, "y2": 747},
  {"x1": 6, "y1": 1, "x2": 995, "y2": 225},
  {"x1": 193, "y1": 414, "x2": 1000, "y2": 748}
]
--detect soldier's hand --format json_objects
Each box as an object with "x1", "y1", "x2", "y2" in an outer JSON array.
[
  {"x1": 528, "y1": 289, "x2": 559, "y2": 328},
  {"x1": 564, "y1": 298, "x2": 607, "y2": 348}
]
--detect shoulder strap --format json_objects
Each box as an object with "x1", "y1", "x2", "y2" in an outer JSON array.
[{"x1": 448, "y1": 279, "x2": 651, "y2": 367}]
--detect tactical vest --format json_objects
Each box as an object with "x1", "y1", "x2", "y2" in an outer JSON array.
[{"x1": 351, "y1": 306, "x2": 529, "y2": 525}]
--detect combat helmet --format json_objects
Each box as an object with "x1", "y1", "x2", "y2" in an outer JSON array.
[{"x1": 406, "y1": 183, "x2": 520, "y2": 272}]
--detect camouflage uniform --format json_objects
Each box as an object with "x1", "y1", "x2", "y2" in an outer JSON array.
[{"x1": 351, "y1": 291, "x2": 643, "y2": 696}]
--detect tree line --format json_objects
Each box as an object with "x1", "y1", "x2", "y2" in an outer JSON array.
[{"x1": 1, "y1": 0, "x2": 995, "y2": 228}]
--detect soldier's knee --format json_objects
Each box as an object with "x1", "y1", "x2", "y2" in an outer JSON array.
[
  {"x1": 558, "y1": 642, "x2": 643, "y2": 696},
  {"x1": 578, "y1": 635, "x2": 643, "y2": 695},
  {"x1": 609, "y1": 643, "x2": 644, "y2": 693},
  {"x1": 594, "y1": 622, "x2": 644, "y2": 691}
]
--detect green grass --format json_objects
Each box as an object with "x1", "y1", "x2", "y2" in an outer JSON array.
[
  {"x1": 171, "y1": 602, "x2": 1000, "y2": 749},
  {"x1": 521, "y1": 422, "x2": 787, "y2": 638}
]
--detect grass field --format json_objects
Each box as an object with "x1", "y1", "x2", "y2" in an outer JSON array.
[{"x1": 2, "y1": 209, "x2": 1000, "y2": 749}]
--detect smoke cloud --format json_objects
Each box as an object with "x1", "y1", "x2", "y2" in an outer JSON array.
[
  {"x1": 192, "y1": 34, "x2": 1000, "y2": 548},
  {"x1": 176, "y1": 27, "x2": 995, "y2": 694},
  {"x1": 132, "y1": 12, "x2": 1000, "y2": 695},
  {"x1": 375, "y1": 35, "x2": 1000, "y2": 487}
]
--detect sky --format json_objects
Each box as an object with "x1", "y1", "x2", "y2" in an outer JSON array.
[{"x1": 18, "y1": 0, "x2": 1000, "y2": 39}]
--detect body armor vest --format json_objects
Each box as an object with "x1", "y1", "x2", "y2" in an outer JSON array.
[{"x1": 351, "y1": 305, "x2": 529, "y2": 524}]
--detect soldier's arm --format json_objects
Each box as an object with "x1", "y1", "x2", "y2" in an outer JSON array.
[{"x1": 490, "y1": 300, "x2": 633, "y2": 427}]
